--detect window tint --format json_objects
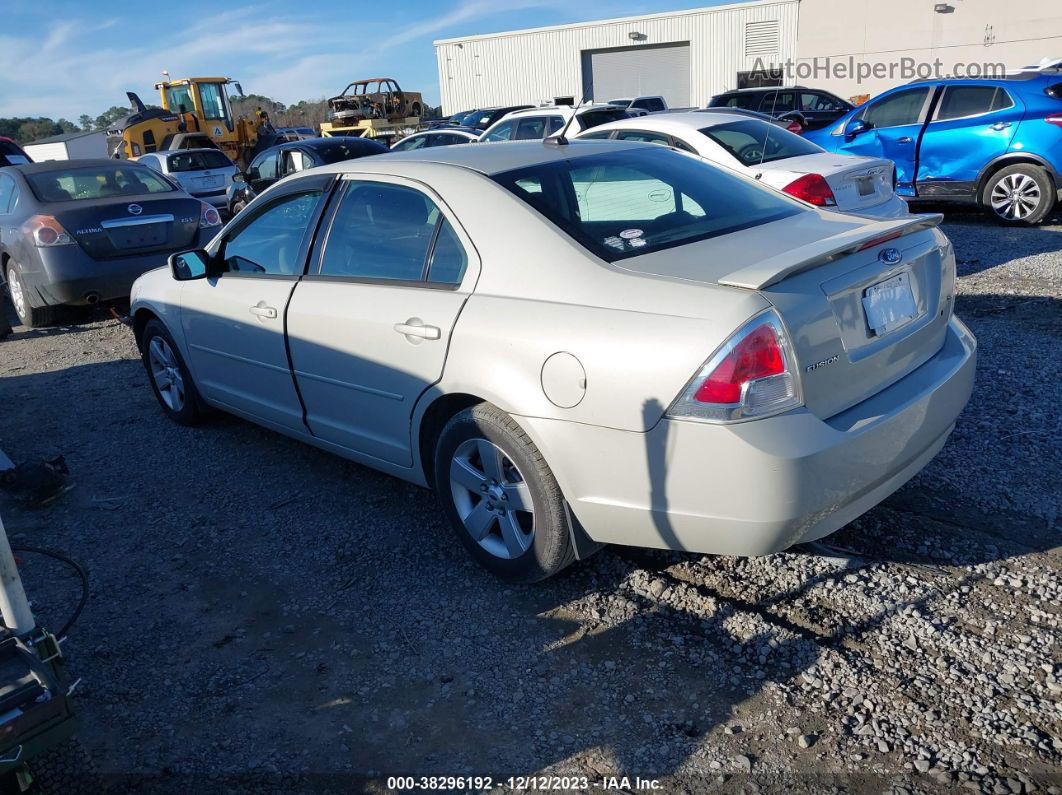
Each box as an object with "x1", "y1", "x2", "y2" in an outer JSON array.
[
  {"x1": 700, "y1": 120, "x2": 822, "y2": 166},
  {"x1": 493, "y1": 148, "x2": 798, "y2": 262},
  {"x1": 801, "y1": 92, "x2": 846, "y2": 112},
  {"x1": 860, "y1": 88, "x2": 930, "y2": 128},
  {"x1": 577, "y1": 108, "x2": 628, "y2": 130},
  {"x1": 0, "y1": 175, "x2": 15, "y2": 214},
  {"x1": 614, "y1": 130, "x2": 671, "y2": 145},
  {"x1": 433, "y1": 134, "x2": 469, "y2": 146},
  {"x1": 26, "y1": 165, "x2": 174, "y2": 202},
  {"x1": 514, "y1": 117, "x2": 549, "y2": 140},
  {"x1": 320, "y1": 182, "x2": 438, "y2": 281},
  {"x1": 758, "y1": 92, "x2": 795, "y2": 112},
  {"x1": 166, "y1": 150, "x2": 233, "y2": 172},
  {"x1": 718, "y1": 94, "x2": 762, "y2": 110},
  {"x1": 313, "y1": 139, "x2": 387, "y2": 164},
  {"x1": 427, "y1": 219, "x2": 468, "y2": 284},
  {"x1": 481, "y1": 121, "x2": 515, "y2": 142},
  {"x1": 222, "y1": 191, "x2": 321, "y2": 276},
  {"x1": 936, "y1": 86, "x2": 1013, "y2": 121}
]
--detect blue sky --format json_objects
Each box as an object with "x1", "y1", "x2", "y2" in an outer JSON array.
[{"x1": 0, "y1": 0, "x2": 737, "y2": 120}]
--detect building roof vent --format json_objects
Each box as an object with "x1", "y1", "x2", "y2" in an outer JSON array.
[{"x1": 744, "y1": 20, "x2": 779, "y2": 57}]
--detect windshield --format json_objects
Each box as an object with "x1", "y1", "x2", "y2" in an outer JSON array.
[
  {"x1": 27, "y1": 165, "x2": 175, "y2": 202},
  {"x1": 492, "y1": 147, "x2": 800, "y2": 262},
  {"x1": 167, "y1": 150, "x2": 233, "y2": 172},
  {"x1": 607, "y1": 100, "x2": 632, "y2": 107},
  {"x1": 164, "y1": 85, "x2": 194, "y2": 114},
  {"x1": 700, "y1": 119, "x2": 823, "y2": 167}
]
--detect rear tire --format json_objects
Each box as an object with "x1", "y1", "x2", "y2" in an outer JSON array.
[
  {"x1": 982, "y1": 164, "x2": 1055, "y2": 225},
  {"x1": 140, "y1": 318, "x2": 205, "y2": 426},
  {"x1": 434, "y1": 403, "x2": 575, "y2": 583},
  {"x1": 5, "y1": 262, "x2": 57, "y2": 328}
]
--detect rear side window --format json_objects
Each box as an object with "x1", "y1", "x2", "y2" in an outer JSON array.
[
  {"x1": 614, "y1": 130, "x2": 671, "y2": 145},
  {"x1": 860, "y1": 87, "x2": 931, "y2": 128},
  {"x1": 700, "y1": 120, "x2": 822, "y2": 166},
  {"x1": 801, "y1": 92, "x2": 847, "y2": 112},
  {"x1": 427, "y1": 219, "x2": 468, "y2": 284},
  {"x1": 0, "y1": 174, "x2": 16, "y2": 214},
  {"x1": 492, "y1": 147, "x2": 800, "y2": 263},
  {"x1": 935, "y1": 86, "x2": 1013, "y2": 121},
  {"x1": 514, "y1": 117, "x2": 550, "y2": 140},
  {"x1": 758, "y1": 92, "x2": 795, "y2": 112},
  {"x1": 26, "y1": 165, "x2": 174, "y2": 202},
  {"x1": 714, "y1": 94, "x2": 761, "y2": 110},
  {"x1": 167, "y1": 150, "x2": 233, "y2": 172}
]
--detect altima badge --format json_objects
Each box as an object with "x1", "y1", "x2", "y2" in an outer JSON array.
[
  {"x1": 878, "y1": 247, "x2": 901, "y2": 265},
  {"x1": 127, "y1": 203, "x2": 143, "y2": 215}
]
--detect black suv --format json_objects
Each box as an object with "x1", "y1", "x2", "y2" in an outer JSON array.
[{"x1": 708, "y1": 87, "x2": 853, "y2": 132}]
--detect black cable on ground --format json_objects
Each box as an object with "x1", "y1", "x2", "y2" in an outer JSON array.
[{"x1": 10, "y1": 546, "x2": 88, "y2": 640}]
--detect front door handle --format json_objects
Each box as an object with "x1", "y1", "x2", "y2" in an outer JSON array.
[
  {"x1": 896, "y1": 137, "x2": 914, "y2": 144},
  {"x1": 249, "y1": 303, "x2": 277, "y2": 319},
  {"x1": 394, "y1": 319, "x2": 441, "y2": 340},
  {"x1": 991, "y1": 121, "x2": 1012, "y2": 130}
]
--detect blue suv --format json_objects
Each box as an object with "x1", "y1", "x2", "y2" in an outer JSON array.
[{"x1": 804, "y1": 70, "x2": 1062, "y2": 224}]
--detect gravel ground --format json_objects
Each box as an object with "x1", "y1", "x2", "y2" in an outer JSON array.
[{"x1": 0, "y1": 206, "x2": 1059, "y2": 794}]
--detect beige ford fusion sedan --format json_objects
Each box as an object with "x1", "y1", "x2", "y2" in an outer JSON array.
[{"x1": 129, "y1": 140, "x2": 976, "y2": 582}]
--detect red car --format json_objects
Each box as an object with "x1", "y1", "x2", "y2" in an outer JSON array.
[{"x1": 0, "y1": 138, "x2": 32, "y2": 167}]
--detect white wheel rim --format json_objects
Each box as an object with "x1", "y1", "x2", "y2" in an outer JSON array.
[
  {"x1": 449, "y1": 438, "x2": 534, "y2": 560},
  {"x1": 7, "y1": 267, "x2": 25, "y2": 321},
  {"x1": 148, "y1": 336, "x2": 186, "y2": 411},
  {"x1": 990, "y1": 173, "x2": 1041, "y2": 220}
]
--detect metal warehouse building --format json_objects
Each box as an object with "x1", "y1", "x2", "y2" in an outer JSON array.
[
  {"x1": 434, "y1": 0, "x2": 1062, "y2": 113},
  {"x1": 434, "y1": 0, "x2": 799, "y2": 113}
]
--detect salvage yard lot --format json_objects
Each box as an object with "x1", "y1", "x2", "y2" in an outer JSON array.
[{"x1": 1, "y1": 208, "x2": 1060, "y2": 792}]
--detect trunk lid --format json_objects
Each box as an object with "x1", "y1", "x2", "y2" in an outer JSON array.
[
  {"x1": 615, "y1": 211, "x2": 955, "y2": 419},
  {"x1": 51, "y1": 195, "x2": 202, "y2": 260},
  {"x1": 760, "y1": 154, "x2": 895, "y2": 211}
]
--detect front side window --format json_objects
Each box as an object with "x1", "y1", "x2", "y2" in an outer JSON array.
[
  {"x1": 935, "y1": 86, "x2": 1013, "y2": 121},
  {"x1": 801, "y1": 92, "x2": 846, "y2": 112},
  {"x1": 481, "y1": 121, "x2": 515, "y2": 142},
  {"x1": 252, "y1": 152, "x2": 278, "y2": 181},
  {"x1": 493, "y1": 147, "x2": 799, "y2": 262},
  {"x1": 319, "y1": 182, "x2": 441, "y2": 282},
  {"x1": 700, "y1": 120, "x2": 822, "y2": 167},
  {"x1": 514, "y1": 117, "x2": 549, "y2": 140},
  {"x1": 26, "y1": 165, "x2": 174, "y2": 202},
  {"x1": 860, "y1": 87, "x2": 931, "y2": 128},
  {"x1": 222, "y1": 192, "x2": 321, "y2": 276}
]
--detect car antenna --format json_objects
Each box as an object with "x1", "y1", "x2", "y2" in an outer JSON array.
[
  {"x1": 545, "y1": 93, "x2": 591, "y2": 147},
  {"x1": 757, "y1": 88, "x2": 781, "y2": 171}
]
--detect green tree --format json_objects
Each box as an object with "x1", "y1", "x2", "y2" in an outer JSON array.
[{"x1": 78, "y1": 114, "x2": 93, "y2": 131}]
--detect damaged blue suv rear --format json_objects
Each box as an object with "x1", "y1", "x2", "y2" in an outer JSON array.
[{"x1": 805, "y1": 66, "x2": 1062, "y2": 224}]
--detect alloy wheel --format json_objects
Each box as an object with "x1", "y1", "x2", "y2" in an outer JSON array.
[
  {"x1": 449, "y1": 438, "x2": 534, "y2": 560},
  {"x1": 990, "y1": 173, "x2": 1041, "y2": 221},
  {"x1": 6, "y1": 267, "x2": 25, "y2": 322},
  {"x1": 148, "y1": 336, "x2": 186, "y2": 412}
]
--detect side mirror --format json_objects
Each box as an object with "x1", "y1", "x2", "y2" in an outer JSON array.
[
  {"x1": 170, "y1": 250, "x2": 211, "y2": 281},
  {"x1": 844, "y1": 119, "x2": 870, "y2": 139},
  {"x1": 245, "y1": 167, "x2": 259, "y2": 182}
]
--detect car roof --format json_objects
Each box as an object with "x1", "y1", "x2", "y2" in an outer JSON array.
[
  {"x1": 583, "y1": 111, "x2": 754, "y2": 136},
  {"x1": 318, "y1": 139, "x2": 644, "y2": 176},
  {"x1": 9, "y1": 158, "x2": 153, "y2": 175}
]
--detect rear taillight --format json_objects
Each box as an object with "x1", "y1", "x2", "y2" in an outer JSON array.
[
  {"x1": 1046, "y1": 115, "x2": 1062, "y2": 128},
  {"x1": 857, "y1": 230, "x2": 903, "y2": 251},
  {"x1": 199, "y1": 202, "x2": 221, "y2": 229},
  {"x1": 782, "y1": 173, "x2": 837, "y2": 207},
  {"x1": 668, "y1": 310, "x2": 802, "y2": 423},
  {"x1": 23, "y1": 215, "x2": 74, "y2": 247},
  {"x1": 786, "y1": 120, "x2": 803, "y2": 133}
]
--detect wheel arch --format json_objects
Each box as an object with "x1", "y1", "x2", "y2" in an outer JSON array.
[
  {"x1": 415, "y1": 392, "x2": 486, "y2": 489},
  {"x1": 975, "y1": 154, "x2": 1059, "y2": 206},
  {"x1": 131, "y1": 307, "x2": 161, "y2": 352}
]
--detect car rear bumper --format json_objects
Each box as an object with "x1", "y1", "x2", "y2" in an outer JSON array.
[
  {"x1": 520, "y1": 316, "x2": 976, "y2": 556},
  {"x1": 21, "y1": 232, "x2": 210, "y2": 306}
]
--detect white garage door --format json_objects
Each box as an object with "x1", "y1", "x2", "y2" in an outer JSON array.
[{"x1": 582, "y1": 43, "x2": 691, "y2": 107}]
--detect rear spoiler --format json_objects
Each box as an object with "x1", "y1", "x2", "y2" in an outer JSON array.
[{"x1": 718, "y1": 213, "x2": 944, "y2": 290}]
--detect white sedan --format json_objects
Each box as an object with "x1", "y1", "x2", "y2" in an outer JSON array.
[
  {"x1": 577, "y1": 111, "x2": 909, "y2": 218},
  {"x1": 129, "y1": 140, "x2": 974, "y2": 583}
]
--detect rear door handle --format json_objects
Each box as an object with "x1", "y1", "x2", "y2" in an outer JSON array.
[
  {"x1": 897, "y1": 137, "x2": 914, "y2": 144},
  {"x1": 991, "y1": 122, "x2": 1012, "y2": 130},
  {"x1": 394, "y1": 320, "x2": 441, "y2": 340},
  {"x1": 249, "y1": 304, "x2": 277, "y2": 319}
]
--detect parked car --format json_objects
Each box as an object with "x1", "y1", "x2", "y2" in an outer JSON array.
[
  {"x1": 327, "y1": 78, "x2": 424, "y2": 123},
  {"x1": 232, "y1": 137, "x2": 387, "y2": 214},
  {"x1": 137, "y1": 149, "x2": 240, "y2": 211},
  {"x1": 130, "y1": 140, "x2": 975, "y2": 583},
  {"x1": 391, "y1": 129, "x2": 480, "y2": 151},
  {"x1": 709, "y1": 87, "x2": 854, "y2": 132},
  {"x1": 578, "y1": 112, "x2": 907, "y2": 217},
  {"x1": 479, "y1": 104, "x2": 630, "y2": 141},
  {"x1": 607, "y1": 96, "x2": 669, "y2": 115},
  {"x1": 0, "y1": 159, "x2": 219, "y2": 327},
  {"x1": 456, "y1": 106, "x2": 537, "y2": 132},
  {"x1": 698, "y1": 106, "x2": 806, "y2": 133},
  {"x1": 804, "y1": 73, "x2": 1062, "y2": 224},
  {"x1": 0, "y1": 138, "x2": 31, "y2": 167}
]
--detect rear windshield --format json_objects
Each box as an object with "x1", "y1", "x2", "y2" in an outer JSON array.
[
  {"x1": 492, "y1": 147, "x2": 800, "y2": 262},
  {"x1": 314, "y1": 140, "x2": 386, "y2": 164},
  {"x1": 700, "y1": 120, "x2": 823, "y2": 167},
  {"x1": 166, "y1": 150, "x2": 233, "y2": 172},
  {"x1": 577, "y1": 108, "x2": 630, "y2": 130},
  {"x1": 26, "y1": 165, "x2": 175, "y2": 202}
]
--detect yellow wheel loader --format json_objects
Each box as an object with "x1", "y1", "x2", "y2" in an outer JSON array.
[{"x1": 106, "y1": 78, "x2": 282, "y2": 167}]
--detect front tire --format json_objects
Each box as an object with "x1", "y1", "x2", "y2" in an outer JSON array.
[
  {"x1": 5, "y1": 261, "x2": 57, "y2": 328},
  {"x1": 982, "y1": 164, "x2": 1055, "y2": 225},
  {"x1": 434, "y1": 403, "x2": 575, "y2": 583},
  {"x1": 140, "y1": 318, "x2": 205, "y2": 426}
]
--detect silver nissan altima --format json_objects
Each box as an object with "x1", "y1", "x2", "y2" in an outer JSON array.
[{"x1": 129, "y1": 140, "x2": 976, "y2": 582}]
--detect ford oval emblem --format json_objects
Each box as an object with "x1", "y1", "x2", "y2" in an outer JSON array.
[
  {"x1": 879, "y1": 247, "x2": 901, "y2": 265},
  {"x1": 127, "y1": 203, "x2": 143, "y2": 216}
]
